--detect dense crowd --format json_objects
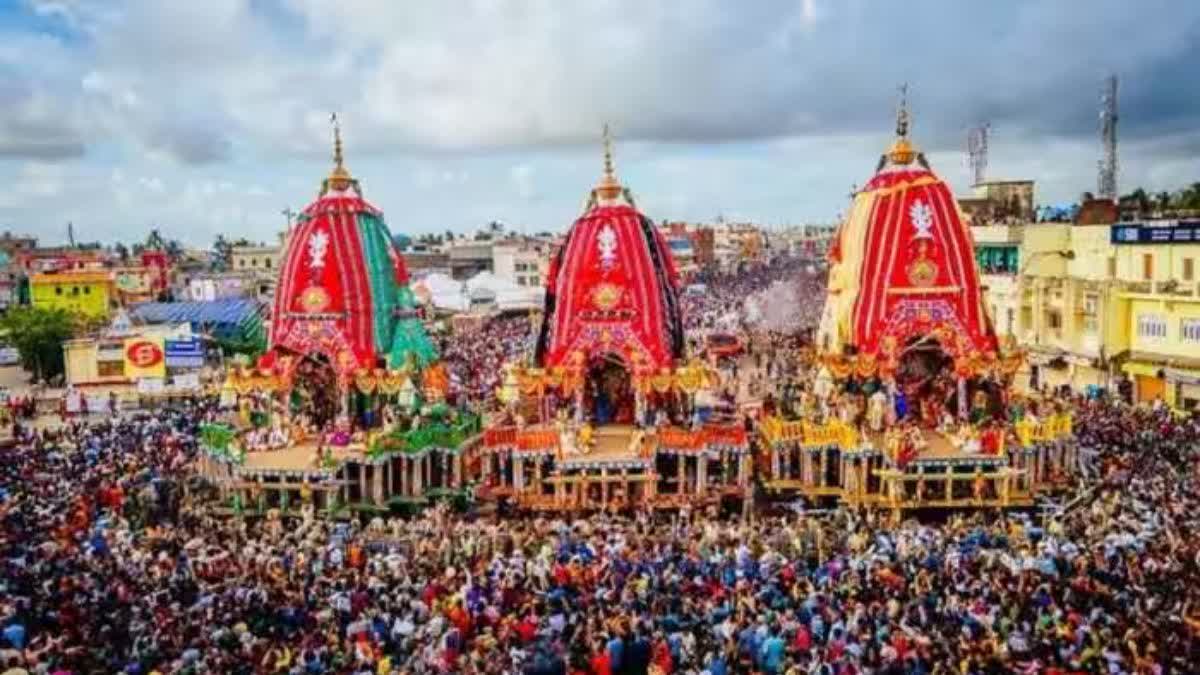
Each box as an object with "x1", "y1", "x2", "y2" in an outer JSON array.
[
  {"x1": 682, "y1": 258, "x2": 822, "y2": 335},
  {"x1": 0, "y1": 388, "x2": 1198, "y2": 673},
  {"x1": 2, "y1": 252, "x2": 1200, "y2": 673},
  {"x1": 441, "y1": 317, "x2": 533, "y2": 408}
]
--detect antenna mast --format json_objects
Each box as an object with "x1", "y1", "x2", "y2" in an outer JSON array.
[
  {"x1": 966, "y1": 122, "x2": 990, "y2": 187},
  {"x1": 1097, "y1": 74, "x2": 1119, "y2": 200}
]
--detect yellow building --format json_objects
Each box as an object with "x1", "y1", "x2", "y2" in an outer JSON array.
[
  {"x1": 30, "y1": 270, "x2": 114, "y2": 319},
  {"x1": 1109, "y1": 221, "x2": 1200, "y2": 407},
  {"x1": 981, "y1": 219, "x2": 1200, "y2": 408}
]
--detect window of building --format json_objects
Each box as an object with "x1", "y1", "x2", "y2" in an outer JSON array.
[
  {"x1": 1106, "y1": 257, "x2": 1116, "y2": 278},
  {"x1": 1142, "y1": 253, "x2": 1154, "y2": 280},
  {"x1": 1083, "y1": 294, "x2": 1098, "y2": 315},
  {"x1": 1182, "y1": 318, "x2": 1200, "y2": 343},
  {"x1": 84, "y1": 286, "x2": 90, "y2": 294},
  {"x1": 71, "y1": 286, "x2": 80, "y2": 296},
  {"x1": 239, "y1": 259, "x2": 246, "y2": 268},
  {"x1": 97, "y1": 361, "x2": 124, "y2": 378},
  {"x1": 55, "y1": 286, "x2": 63, "y2": 295},
  {"x1": 1137, "y1": 314, "x2": 1167, "y2": 339},
  {"x1": 265, "y1": 258, "x2": 271, "y2": 269},
  {"x1": 1047, "y1": 310, "x2": 1062, "y2": 330},
  {"x1": 1184, "y1": 257, "x2": 1195, "y2": 282}
]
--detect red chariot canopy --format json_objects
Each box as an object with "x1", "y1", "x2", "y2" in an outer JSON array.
[
  {"x1": 819, "y1": 115, "x2": 998, "y2": 374},
  {"x1": 536, "y1": 131, "x2": 684, "y2": 373}
]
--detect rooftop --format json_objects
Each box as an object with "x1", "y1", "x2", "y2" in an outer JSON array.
[
  {"x1": 30, "y1": 270, "x2": 112, "y2": 284},
  {"x1": 130, "y1": 298, "x2": 263, "y2": 326}
]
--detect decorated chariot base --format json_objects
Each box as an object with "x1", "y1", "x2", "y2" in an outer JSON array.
[
  {"x1": 758, "y1": 410, "x2": 1076, "y2": 512},
  {"x1": 477, "y1": 419, "x2": 751, "y2": 513},
  {"x1": 195, "y1": 394, "x2": 482, "y2": 517}
]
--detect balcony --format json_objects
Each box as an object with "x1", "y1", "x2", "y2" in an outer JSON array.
[
  {"x1": 1119, "y1": 280, "x2": 1200, "y2": 298},
  {"x1": 1156, "y1": 280, "x2": 1198, "y2": 297}
]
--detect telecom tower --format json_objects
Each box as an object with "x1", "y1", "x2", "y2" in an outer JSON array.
[
  {"x1": 966, "y1": 123, "x2": 990, "y2": 187},
  {"x1": 1097, "y1": 74, "x2": 1119, "y2": 200}
]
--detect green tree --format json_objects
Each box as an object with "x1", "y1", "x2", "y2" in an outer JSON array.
[
  {"x1": 0, "y1": 306, "x2": 77, "y2": 382},
  {"x1": 212, "y1": 234, "x2": 233, "y2": 272}
]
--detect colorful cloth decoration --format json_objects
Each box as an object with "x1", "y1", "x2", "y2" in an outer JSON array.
[
  {"x1": 265, "y1": 130, "x2": 436, "y2": 377},
  {"x1": 818, "y1": 116, "x2": 999, "y2": 373},
  {"x1": 535, "y1": 133, "x2": 683, "y2": 372}
]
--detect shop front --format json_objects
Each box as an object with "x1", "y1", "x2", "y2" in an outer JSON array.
[
  {"x1": 1165, "y1": 367, "x2": 1200, "y2": 411},
  {"x1": 1122, "y1": 362, "x2": 1165, "y2": 404}
]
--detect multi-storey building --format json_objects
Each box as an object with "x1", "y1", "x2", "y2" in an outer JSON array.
[
  {"x1": 974, "y1": 218, "x2": 1200, "y2": 408},
  {"x1": 492, "y1": 238, "x2": 553, "y2": 288},
  {"x1": 1108, "y1": 220, "x2": 1200, "y2": 408}
]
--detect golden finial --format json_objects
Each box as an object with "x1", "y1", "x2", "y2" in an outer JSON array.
[
  {"x1": 887, "y1": 84, "x2": 916, "y2": 166},
  {"x1": 596, "y1": 123, "x2": 622, "y2": 201},
  {"x1": 325, "y1": 112, "x2": 353, "y2": 193}
]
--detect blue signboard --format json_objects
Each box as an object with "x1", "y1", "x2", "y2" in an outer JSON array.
[
  {"x1": 1111, "y1": 221, "x2": 1200, "y2": 244},
  {"x1": 164, "y1": 338, "x2": 204, "y2": 368}
]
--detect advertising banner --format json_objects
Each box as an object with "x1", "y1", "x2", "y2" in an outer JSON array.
[{"x1": 124, "y1": 337, "x2": 166, "y2": 379}]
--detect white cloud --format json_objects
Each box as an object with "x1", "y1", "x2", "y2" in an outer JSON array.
[{"x1": 1, "y1": 1, "x2": 1198, "y2": 244}]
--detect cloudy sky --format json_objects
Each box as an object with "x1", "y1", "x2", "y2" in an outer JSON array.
[{"x1": 2, "y1": 0, "x2": 1199, "y2": 247}]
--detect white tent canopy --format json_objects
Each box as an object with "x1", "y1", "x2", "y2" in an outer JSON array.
[{"x1": 416, "y1": 271, "x2": 544, "y2": 313}]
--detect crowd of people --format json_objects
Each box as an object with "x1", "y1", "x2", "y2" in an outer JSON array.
[
  {"x1": 0, "y1": 398, "x2": 1197, "y2": 673},
  {"x1": 682, "y1": 258, "x2": 823, "y2": 336},
  {"x1": 2, "y1": 253, "x2": 1200, "y2": 674},
  {"x1": 440, "y1": 316, "x2": 534, "y2": 409}
]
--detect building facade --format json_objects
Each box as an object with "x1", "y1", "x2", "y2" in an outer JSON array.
[
  {"x1": 492, "y1": 238, "x2": 552, "y2": 288},
  {"x1": 976, "y1": 219, "x2": 1200, "y2": 408},
  {"x1": 30, "y1": 271, "x2": 114, "y2": 318},
  {"x1": 446, "y1": 241, "x2": 494, "y2": 280},
  {"x1": 230, "y1": 244, "x2": 283, "y2": 272},
  {"x1": 1109, "y1": 221, "x2": 1200, "y2": 408}
]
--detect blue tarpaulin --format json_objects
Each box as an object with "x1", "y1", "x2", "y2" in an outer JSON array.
[{"x1": 130, "y1": 299, "x2": 264, "y2": 341}]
